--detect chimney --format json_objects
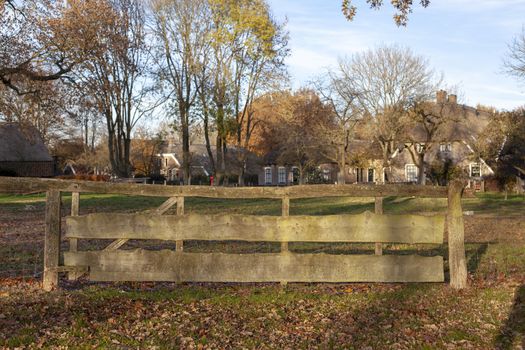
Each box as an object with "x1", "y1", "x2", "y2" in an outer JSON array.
[
  {"x1": 448, "y1": 94, "x2": 457, "y2": 104},
  {"x1": 436, "y1": 90, "x2": 447, "y2": 104}
]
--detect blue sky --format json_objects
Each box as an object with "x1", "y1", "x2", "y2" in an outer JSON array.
[{"x1": 268, "y1": 0, "x2": 525, "y2": 110}]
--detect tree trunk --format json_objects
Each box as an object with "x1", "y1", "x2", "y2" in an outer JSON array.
[
  {"x1": 238, "y1": 153, "x2": 247, "y2": 187},
  {"x1": 418, "y1": 153, "x2": 426, "y2": 185},
  {"x1": 181, "y1": 106, "x2": 191, "y2": 185},
  {"x1": 338, "y1": 144, "x2": 346, "y2": 185},
  {"x1": 203, "y1": 110, "x2": 216, "y2": 178}
]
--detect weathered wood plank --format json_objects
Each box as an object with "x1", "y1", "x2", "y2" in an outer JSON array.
[
  {"x1": 374, "y1": 197, "x2": 384, "y2": 256},
  {"x1": 64, "y1": 250, "x2": 444, "y2": 283},
  {"x1": 447, "y1": 181, "x2": 467, "y2": 289},
  {"x1": 176, "y1": 196, "x2": 184, "y2": 252},
  {"x1": 106, "y1": 197, "x2": 181, "y2": 252},
  {"x1": 0, "y1": 176, "x2": 448, "y2": 198},
  {"x1": 153, "y1": 197, "x2": 178, "y2": 215},
  {"x1": 281, "y1": 196, "x2": 290, "y2": 253},
  {"x1": 68, "y1": 192, "x2": 80, "y2": 280},
  {"x1": 66, "y1": 212, "x2": 445, "y2": 244},
  {"x1": 43, "y1": 190, "x2": 61, "y2": 291}
]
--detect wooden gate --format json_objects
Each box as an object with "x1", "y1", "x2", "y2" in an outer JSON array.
[{"x1": 0, "y1": 177, "x2": 468, "y2": 290}]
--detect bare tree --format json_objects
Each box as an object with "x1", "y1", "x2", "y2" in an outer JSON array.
[
  {"x1": 312, "y1": 72, "x2": 361, "y2": 184},
  {"x1": 0, "y1": 81, "x2": 66, "y2": 144},
  {"x1": 338, "y1": 45, "x2": 441, "y2": 182},
  {"x1": 504, "y1": 27, "x2": 525, "y2": 83},
  {"x1": 150, "y1": 0, "x2": 210, "y2": 184},
  {"x1": 403, "y1": 97, "x2": 463, "y2": 184},
  {"x1": 76, "y1": 0, "x2": 156, "y2": 178}
]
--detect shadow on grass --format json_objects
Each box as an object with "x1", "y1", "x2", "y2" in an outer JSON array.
[
  {"x1": 467, "y1": 243, "x2": 488, "y2": 276},
  {"x1": 495, "y1": 284, "x2": 525, "y2": 349}
]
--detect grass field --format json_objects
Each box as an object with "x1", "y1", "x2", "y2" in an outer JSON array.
[{"x1": 0, "y1": 191, "x2": 524, "y2": 349}]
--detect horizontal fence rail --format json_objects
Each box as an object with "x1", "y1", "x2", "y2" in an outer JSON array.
[
  {"x1": 64, "y1": 250, "x2": 444, "y2": 283},
  {"x1": 66, "y1": 212, "x2": 445, "y2": 244},
  {"x1": 0, "y1": 176, "x2": 448, "y2": 198}
]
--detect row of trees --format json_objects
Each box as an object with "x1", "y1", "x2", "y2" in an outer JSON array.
[
  {"x1": 0, "y1": 0, "x2": 287, "y2": 184},
  {"x1": 1, "y1": 0, "x2": 523, "y2": 186}
]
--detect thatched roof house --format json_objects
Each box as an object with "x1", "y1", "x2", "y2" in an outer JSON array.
[{"x1": 0, "y1": 123, "x2": 55, "y2": 177}]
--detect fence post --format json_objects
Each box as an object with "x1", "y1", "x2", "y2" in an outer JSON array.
[
  {"x1": 68, "y1": 192, "x2": 80, "y2": 280},
  {"x1": 447, "y1": 180, "x2": 467, "y2": 289},
  {"x1": 374, "y1": 197, "x2": 383, "y2": 255},
  {"x1": 43, "y1": 190, "x2": 61, "y2": 291},
  {"x1": 176, "y1": 196, "x2": 184, "y2": 252}
]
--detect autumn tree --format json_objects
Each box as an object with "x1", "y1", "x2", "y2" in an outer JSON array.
[
  {"x1": 193, "y1": 0, "x2": 288, "y2": 185},
  {"x1": 0, "y1": 0, "x2": 112, "y2": 94},
  {"x1": 131, "y1": 128, "x2": 166, "y2": 176},
  {"x1": 228, "y1": 0, "x2": 288, "y2": 186},
  {"x1": 338, "y1": 45, "x2": 440, "y2": 182},
  {"x1": 277, "y1": 90, "x2": 332, "y2": 184},
  {"x1": 251, "y1": 90, "x2": 332, "y2": 184},
  {"x1": 341, "y1": 0, "x2": 430, "y2": 26},
  {"x1": 74, "y1": 0, "x2": 156, "y2": 178}
]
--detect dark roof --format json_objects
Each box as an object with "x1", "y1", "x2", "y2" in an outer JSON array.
[
  {"x1": 0, "y1": 123, "x2": 53, "y2": 162},
  {"x1": 159, "y1": 142, "x2": 262, "y2": 175}
]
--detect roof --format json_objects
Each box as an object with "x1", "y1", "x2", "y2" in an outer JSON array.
[
  {"x1": 347, "y1": 139, "x2": 383, "y2": 159},
  {"x1": 407, "y1": 103, "x2": 492, "y2": 143},
  {"x1": 159, "y1": 142, "x2": 262, "y2": 175},
  {"x1": 0, "y1": 123, "x2": 53, "y2": 162}
]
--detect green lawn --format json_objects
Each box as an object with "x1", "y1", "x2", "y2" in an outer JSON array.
[
  {"x1": 1, "y1": 191, "x2": 523, "y2": 216},
  {"x1": 0, "y1": 191, "x2": 524, "y2": 349}
]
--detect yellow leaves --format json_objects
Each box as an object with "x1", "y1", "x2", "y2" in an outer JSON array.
[{"x1": 208, "y1": 0, "x2": 278, "y2": 59}]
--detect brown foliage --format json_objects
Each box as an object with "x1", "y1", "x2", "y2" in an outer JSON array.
[{"x1": 0, "y1": 1, "x2": 116, "y2": 94}]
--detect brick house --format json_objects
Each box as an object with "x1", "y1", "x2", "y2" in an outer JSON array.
[{"x1": 0, "y1": 123, "x2": 55, "y2": 177}]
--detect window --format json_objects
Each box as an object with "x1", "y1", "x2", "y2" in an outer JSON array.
[
  {"x1": 292, "y1": 167, "x2": 300, "y2": 185},
  {"x1": 405, "y1": 164, "x2": 418, "y2": 182},
  {"x1": 439, "y1": 143, "x2": 452, "y2": 153},
  {"x1": 367, "y1": 168, "x2": 375, "y2": 183},
  {"x1": 470, "y1": 163, "x2": 481, "y2": 177},
  {"x1": 356, "y1": 168, "x2": 364, "y2": 183},
  {"x1": 278, "y1": 167, "x2": 286, "y2": 184},
  {"x1": 264, "y1": 167, "x2": 272, "y2": 185},
  {"x1": 415, "y1": 143, "x2": 424, "y2": 153}
]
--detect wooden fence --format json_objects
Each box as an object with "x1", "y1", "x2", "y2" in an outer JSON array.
[{"x1": 0, "y1": 177, "x2": 468, "y2": 291}]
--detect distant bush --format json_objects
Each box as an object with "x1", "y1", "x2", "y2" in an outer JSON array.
[
  {"x1": 190, "y1": 174, "x2": 210, "y2": 185},
  {"x1": 428, "y1": 160, "x2": 464, "y2": 186}
]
